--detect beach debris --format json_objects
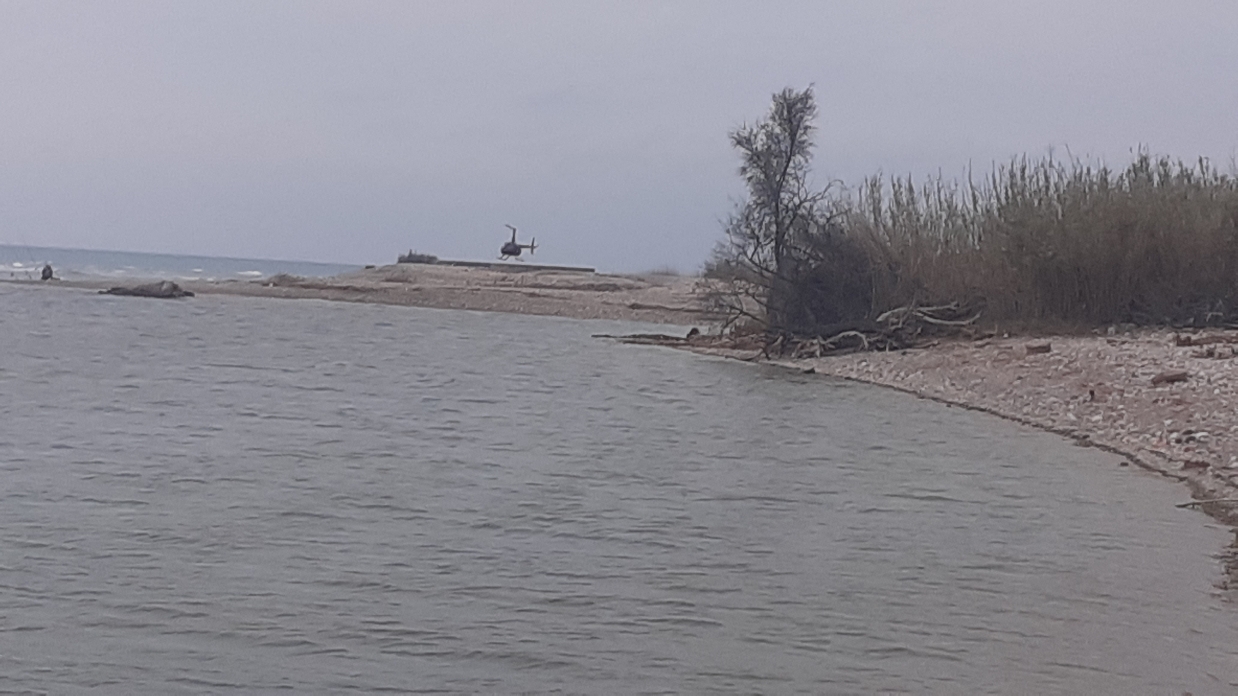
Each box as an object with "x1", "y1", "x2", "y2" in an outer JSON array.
[
  {"x1": 1190, "y1": 344, "x2": 1238, "y2": 359},
  {"x1": 597, "y1": 332, "x2": 697, "y2": 346},
  {"x1": 1176, "y1": 498, "x2": 1238, "y2": 508},
  {"x1": 99, "y1": 280, "x2": 194, "y2": 299},
  {"x1": 875, "y1": 301, "x2": 983, "y2": 330},
  {"x1": 1173, "y1": 332, "x2": 1238, "y2": 347},
  {"x1": 1170, "y1": 430, "x2": 1209, "y2": 444},
  {"x1": 1151, "y1": 370, "x2": 1190, "y2": 386},
  {"x1": 728, "y1": 300, "x2": 989, "y2": 359},
  {"x1": 1025, "y1": 342, "x2": 1052, "y2": 355},
  {"x1": 627, "y1": 301, "x2": 698, "y2": 313}
]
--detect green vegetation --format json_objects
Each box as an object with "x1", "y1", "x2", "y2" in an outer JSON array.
[{"x1": 708, "y1": 87, "x2": 1238, "y2": 339}]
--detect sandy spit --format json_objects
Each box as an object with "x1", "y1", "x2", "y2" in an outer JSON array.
[
  {"x1": 22, "y1": 263, "x2": 717, "y2": 326},
  {"x1": 690, "y1": 330, "x2": 1238, "y2": 527}
]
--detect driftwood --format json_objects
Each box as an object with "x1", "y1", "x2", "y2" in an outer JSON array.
[
  {"x1": 1176, "y1": 498, "x2": 1238, "y2": 508},
  {"x1": 602, "y1": 300, "x2": 983, "y2": 359},
  {"x1": 1150, "y1": 370, "x2": 1190, "y2": 386},
  {"x1": 626, "y1": 302, "x2": 718, "y2": 316},
  {"x1": 100, "y1": 280, "x2": 195, "y2": 299},
  {"x1": 779, "y1": 300, "x2": 983, "y2": 358},
  {"x1": 875, "y1": 303, "x2": 982, "y2": 328},
  {"x1": 597, "y1": 332, "x2": 690, "y2": 346},
  {"x1": 595, "y1": 329, "x2": 709, "y2": 347}
]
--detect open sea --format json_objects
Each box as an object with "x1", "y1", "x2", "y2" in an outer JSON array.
[
  {"x1": 2, "y1": 271, "x2": 1238, "y2": 693},
  {"x1": 0, "y1": 244, "x2": 360, "y2": 282}
]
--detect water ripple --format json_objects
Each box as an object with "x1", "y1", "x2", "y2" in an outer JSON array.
[{"x1": 0, "y1": 286, "x2": 1235, "y2": 694}]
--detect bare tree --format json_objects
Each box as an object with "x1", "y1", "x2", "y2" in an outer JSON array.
[{"x1": 707, "y1": 86, "x2": 872, "y2": 337}]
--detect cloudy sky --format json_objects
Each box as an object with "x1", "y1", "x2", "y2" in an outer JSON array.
[{"x1": 2, "y1": 1, "x2": 1236, "y2": 272}]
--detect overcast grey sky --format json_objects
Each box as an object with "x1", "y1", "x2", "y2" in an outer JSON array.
[{"x1": 2, "y1": 1, "x2": 1236, "y2": 272}]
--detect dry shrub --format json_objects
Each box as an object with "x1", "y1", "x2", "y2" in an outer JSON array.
[
  {"x1": 397, "y1": 251, "x2": 438, "y2": 264},
  {"x1": 777, "y1": 225, "x2": 875, "y2": 332},
  {"x1": 711, "y1": 82, "x2": 1235, "y2": 334}
]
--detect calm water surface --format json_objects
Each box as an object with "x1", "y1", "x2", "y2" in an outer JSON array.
[
  {"x1": 1, "y1": 284, "x2": 1236, "y2": 694},
  {"x1": 0, "y1": 244, "x2": 359, "y2": 281}
]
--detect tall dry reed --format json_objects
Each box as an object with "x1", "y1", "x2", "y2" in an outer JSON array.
[{"x1": 843, "y1": 152, "x2": 1238, "y2": 327}]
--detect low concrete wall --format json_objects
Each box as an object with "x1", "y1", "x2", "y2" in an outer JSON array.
[{"x1": 408, "y1": 259, "x2": 596, "y2": 273}]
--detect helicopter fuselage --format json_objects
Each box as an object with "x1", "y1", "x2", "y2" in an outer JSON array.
[{"x1": 500, "y1": 225, "x2": 536, "y2": 260}]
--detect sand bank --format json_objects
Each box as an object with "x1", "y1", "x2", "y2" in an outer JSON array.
[
  {"x1": 22, "y1": 263, "x2": 716, "y2": 326},
  {"x1": 689, "y1": 330, "x2": 1238, "y2": 527},
  {"x1": 201, "y1": 264, "x2": 713, "y2": 324}
]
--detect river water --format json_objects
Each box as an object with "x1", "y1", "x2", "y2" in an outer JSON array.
[{"x1": 1, "y1": 283, "x2": 1236, "y2": 694}]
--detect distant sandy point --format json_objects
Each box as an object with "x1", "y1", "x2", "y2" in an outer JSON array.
[{"x1": 19, "y1": 263, "x2": 718, "y2": 327}]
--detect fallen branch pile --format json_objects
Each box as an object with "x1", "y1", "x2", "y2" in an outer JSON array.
[
  {"x1": 601, "y1": 301, "x2": 985, "y2": 358},
  {"x1": 775, "y1": 301, "x2": 984, "y2": 358}
]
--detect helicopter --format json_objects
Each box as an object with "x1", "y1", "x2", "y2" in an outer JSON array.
[{"x1": 500, "y1": 224, "x2": 537, "y2": 260}]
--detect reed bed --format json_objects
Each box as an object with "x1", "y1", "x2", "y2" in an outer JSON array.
[{"x1": 840, "y1": 152, "x2": 1238, "y2": 328}]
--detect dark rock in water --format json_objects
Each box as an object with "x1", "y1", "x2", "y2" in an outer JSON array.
[
  {"x1": 41, "y1": 263, "x2": 54, "y2": 281},
  {"x1": 100, "y1": 280, "x2": 195, "y2": 298}
]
